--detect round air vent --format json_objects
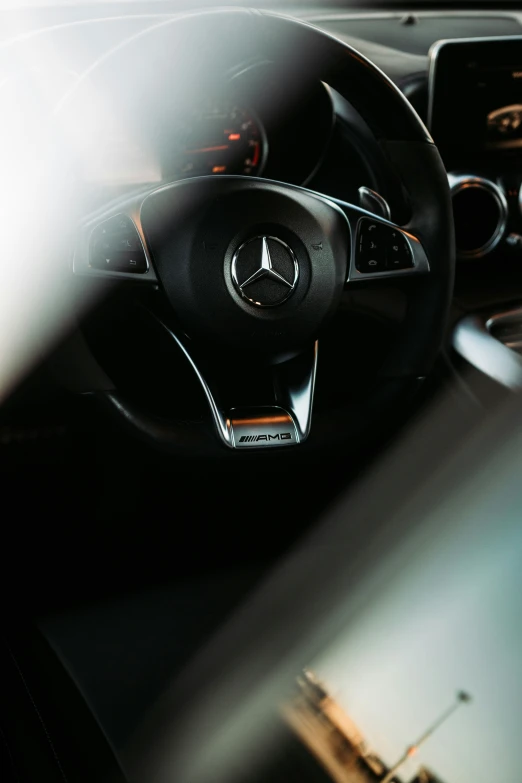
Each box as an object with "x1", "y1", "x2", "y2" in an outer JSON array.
[{"x1": 449, "y1": 175, "x2": 507, "y2": 258}]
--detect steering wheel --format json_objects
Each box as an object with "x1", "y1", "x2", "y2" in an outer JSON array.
[{"x1": 8, "y1": 9, "x2": 455, "y2": 456}]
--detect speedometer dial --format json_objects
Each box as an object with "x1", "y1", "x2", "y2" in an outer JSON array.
[{"x1": 173, "y1": 105, "x2": 266, "y2": 179}]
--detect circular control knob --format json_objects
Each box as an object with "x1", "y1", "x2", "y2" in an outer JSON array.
[{"x1": 449, "y1": 175, "x2": 508, "y2": 259}]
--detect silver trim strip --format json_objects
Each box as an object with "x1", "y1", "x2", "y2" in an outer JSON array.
[
  {"x1": 486, "y1": 307, "x2": 522, "y2": 331},
  {"x1": 517, "y1": 183, "x2": 522, "y2": 221},
  {"x1": 486, "y1": 307, "x2": 522, "y2": 353},
  {"x1": 274, "y1": 341, "x2": 318, "y2": 441},
  {"x1": 453, "y1": 314, "x2": 522, "y2": 390},
  {"x1": 448, "y1": 174, "x2": 508, "y2": 259}
]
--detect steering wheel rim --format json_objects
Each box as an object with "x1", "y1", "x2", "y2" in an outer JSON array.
[{"x1": 45, "y1": 8, "x2": 454, "y2": 456}]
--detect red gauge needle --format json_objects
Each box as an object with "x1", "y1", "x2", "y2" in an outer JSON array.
[{"x1": 185, "y1": 144, "x2": 229, "y2": 154}]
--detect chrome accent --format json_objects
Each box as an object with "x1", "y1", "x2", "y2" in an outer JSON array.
[
  {"x1": 486, "y1": 308, "x2": 522, "y2": 354},
  {"x1": 516, "y1": 183, "x2": 522, "y2": 222},
  {"x1": 448, "y1": 174, "x2": 508, "y2": 259},
  {"x1": 453, "y1": 314, "x2": 522, "y2": 390},
  {"x1": 231, "y1": 235, "x2": 299, "y2": 307},
  {"x1": 273, "y1": 341, "x2": 318, "y2": 441},
  {"x1": 358, "y1": 186, "x2": 391, "y2": 221},
  {"x1": 505, "y1": 232, "x2": 522, "y2": 250},
  {"x1": 149, "y1": 312, "x2": 318, "y2": 449},
  {"x1": 228, "y1": 407, "x2": 299, "y2": 448},
  {"x1": 73, "y1": 192, "x2": 158, "y2": 283},
  {"x1": 346, "y1": 215, "x2": 430, "y2": 283}
]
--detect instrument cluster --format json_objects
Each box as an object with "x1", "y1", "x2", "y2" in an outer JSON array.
[{"x1": 169, "y1": 103, "x2": 267, "y2": 180}]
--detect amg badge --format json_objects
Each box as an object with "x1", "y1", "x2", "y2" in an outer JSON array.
[
  {"x1": 229, "y1": 407, "x2": 299, "y2": 448},
  {"x1": 239, "y1": 433, "x2": 292, "y2": 443}
]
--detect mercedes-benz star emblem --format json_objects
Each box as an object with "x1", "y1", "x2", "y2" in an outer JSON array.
[{"x1": 231, "y1": 236, "x2": 299, "y2": 307}]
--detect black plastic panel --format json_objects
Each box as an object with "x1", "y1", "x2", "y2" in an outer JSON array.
[{"x1": 314, "y1": 14, "x2": 522, "y2": 56}]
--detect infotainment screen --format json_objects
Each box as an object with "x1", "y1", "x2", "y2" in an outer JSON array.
[{"x1": 428, "y1": 37, "x2": 522, "y2": 148}]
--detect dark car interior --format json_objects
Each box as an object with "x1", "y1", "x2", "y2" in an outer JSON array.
[{"x1": 2, "y1": 3, "x2": 522, "y2": 782}]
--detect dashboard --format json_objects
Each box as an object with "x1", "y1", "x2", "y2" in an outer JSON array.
[
  {"x1": 3, "y1": 4, "x2": 522, "y2": 311},
  {"x1": 78, "y1": 99, "x2": 269, "y2": 187},
  {"x1": 295, "y1": 8, "x2": 522, "y2": 310},
  {"x1": 428, "y1": 36, "x2": 522, "y2": 262},
  {"x1": 0, "y1": 4, "x2": 520, "y2": 449},
  {"x1": 58, "y1": 61, "x2": 339, "y2": 207}
]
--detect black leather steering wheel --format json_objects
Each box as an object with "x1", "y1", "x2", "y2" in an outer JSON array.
[{"x1": 30, "y1": 9, "x2": 455, "y2": 456}]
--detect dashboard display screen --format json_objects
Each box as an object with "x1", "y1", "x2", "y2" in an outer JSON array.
[
  {"x1": 169, "y1": 104, "x2": 266, "y2": 180},
  {"x1": 428, "y1": 37, "x2": 522, "y2": 148}
]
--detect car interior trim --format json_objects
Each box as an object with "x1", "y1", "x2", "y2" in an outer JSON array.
[
  {"x1": 486, "y1": 308, "x2": 522, "y2": 353},
  {"x1": 448, "y1": 174, "x2": 508, "y2": 259},
  {"x1": 453, "y1": 314, "x2": 522, "y2": 390}
]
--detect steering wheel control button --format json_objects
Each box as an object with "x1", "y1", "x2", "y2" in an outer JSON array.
[
  {"x1": 356, "y1": 219, "x2": 386, "y2": 272},
  {"x1": 356, "y1": 219, "x2": 414, "y2": 273},
  {"x1": 91, "y1": 214, "x2": 135, "y2": 242},
  {"x1": 385, "y1": 228, "x2": 413, "y2": 270},
  {"x1": 93, "y1": 234, "x2": 143, "y2": 255},
  {"x1": 90, "y1": 214, "x2": 147, "y2": 274},
  {"x1": 231, "y1": 235, "x2": 299, "y2": 307},
  {"x1": 91, "y1": 249, "x2": 147, "y2": 273}
]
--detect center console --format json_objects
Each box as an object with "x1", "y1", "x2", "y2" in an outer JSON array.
[
  {"x1": 429, "y1": 36, "x2": 522, "y2": 261},
  {"x1": 428, "y1": 36, "x2": 522, "y2": 389}
]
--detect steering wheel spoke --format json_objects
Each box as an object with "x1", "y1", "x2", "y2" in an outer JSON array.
[
  {"x1": 73, "y1": 192, "x2": 158, "y2": 284},
  {"x1": 148, "y1": 309, "x2": 318, "y2": 449}
]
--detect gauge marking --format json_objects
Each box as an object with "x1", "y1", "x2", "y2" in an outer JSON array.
[{"x1": 172, "y1": 104, "x2": 266, "y2": 179}]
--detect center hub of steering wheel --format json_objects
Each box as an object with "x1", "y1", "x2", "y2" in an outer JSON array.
[
  {"x1": 231, "y1": 235, "x2": 299, "y2": 307},
  {"x1": 140, "y1": 176, "x2": 350, "y2": 356}
]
